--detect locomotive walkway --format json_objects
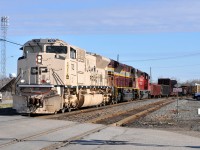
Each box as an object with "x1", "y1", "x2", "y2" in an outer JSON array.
[{"x1": 0, "y1": 115, "x2": 199, "y2": 150}]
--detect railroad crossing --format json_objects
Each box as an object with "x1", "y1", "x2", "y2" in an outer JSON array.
[{"x1": 0, "y1": 115, "x2": 199, "y2": 150}]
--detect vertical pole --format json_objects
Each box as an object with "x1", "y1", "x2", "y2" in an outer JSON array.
[
  {"x1": 150, "y1": 67, "x2": 152, "y2": 84},
  {"x1": 176, "y1": 86, "x2": 179, "y2": 122},
  {"x1": 1, "y1": 16, "x2": 9, "y2": 79},
  {"x1": 117, "y1": 54, "x2": 119, "y2": 62}
]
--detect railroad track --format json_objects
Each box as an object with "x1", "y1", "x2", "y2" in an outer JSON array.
[
  {"x1": 37, "y1": 98, "x2": 153, "y2": 120},
  {"x1": 0, "y1": 100, "x2": 142, "y2": 148},
  {"x1": 87, "y1": 99, "x2": 175, "y2": 126},
  {"x1": 40, "y1": 125, "x2": 107, "y2": 150},
  {"x1": 39, "y1": 98, "x2": 173, "y2": 150},
  {"x1": 0, "y1": 122, "x2": 79, "y2": 149},
  {"x1": 0, "y1": 98, "x2": 175, "y2": 149},
  {"x1": 0, "y1": 120, "x2": 107, "y2": 150},
  {"x1": 40, "y1": 98, "x2": 174, "y2": 124}
]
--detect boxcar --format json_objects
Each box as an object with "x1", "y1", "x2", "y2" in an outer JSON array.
[
  {"x1": 161, "y1": 85, "x2": 170, "y2": 97},
  {"x1": 150, "y1": 84, "x2": 161, "y2": 98}
]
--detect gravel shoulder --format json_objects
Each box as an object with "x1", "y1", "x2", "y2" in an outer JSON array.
[
  {"x1": 127, "y1": 98, "x2": 200, "y2": 138},
  {"x1": 55, "y1": 98, "x2": 169, "y2": 122}
]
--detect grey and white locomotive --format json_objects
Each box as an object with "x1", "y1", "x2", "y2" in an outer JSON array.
[{"x1": 13, "y1": 39, "x2": 112, "y2": 114}]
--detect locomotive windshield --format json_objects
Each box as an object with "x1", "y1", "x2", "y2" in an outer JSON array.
[
  {"x1": 24, "y1": 45, "x2": 42, "y2": 54},
  {"x1": 46, "y1": 46, "x2": 67, "y2": 54}
]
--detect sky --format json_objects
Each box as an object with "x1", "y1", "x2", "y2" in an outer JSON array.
[{"x1": 1, "y1": 0, "x2": 200, "y2": 83}]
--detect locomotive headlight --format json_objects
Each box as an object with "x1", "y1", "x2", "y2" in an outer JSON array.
[
  {"x1": 36, "y1": 55, "x2": 42, "y2": 64},
  {"x1": 46, "y1": 79, "x2": 50, "y2": 83},
  {"x1": 37, "y1": 55, "x2": 42, "y2": 59},
  {"x1": 20, "y1": 79, "x2": 25, "y2": 83},
  {"x1": 38, "y1": 59, "x2": 42, "y2": 63}
]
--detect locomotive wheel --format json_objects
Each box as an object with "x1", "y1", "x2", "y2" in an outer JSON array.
[
  {"x1": 111, "y1": 100, "x2": 116, "y2": 105},
  {"x1": 61, "y1": 108, "x2": 66, "y2": 113},
  {"x1": 197, "y1": 96, "x2": 200, "y2": 101},
  {"x1": 68, "y1": 107, "x2": 71, "y2": 112}
]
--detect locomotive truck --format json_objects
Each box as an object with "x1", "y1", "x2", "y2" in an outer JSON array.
[{"x1": 13, "y1": 39, "x2": 149, "y2": 114}]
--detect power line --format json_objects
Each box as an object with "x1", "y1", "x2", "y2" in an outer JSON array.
[
  {"x1": 151, "y1": 63, "x2": 200, "y2": 69},
  {"x1": 0, "y1": 38, "x2": 23, "y2": 46},
  {"x1": 137, "y1": 64, "x2": 200, "y2": 72},
  {"x1": 121, "y1": 52, "x2": 200, "y2": 62}
]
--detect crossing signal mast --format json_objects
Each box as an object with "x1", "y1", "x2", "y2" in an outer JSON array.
[{"x1": 1, "y1": 16, "x2": 9, "y2": 79}]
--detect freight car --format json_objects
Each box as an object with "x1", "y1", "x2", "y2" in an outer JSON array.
[
  {"x1": 13, "y1": 39, "x2": 149, "y2": 114},
  {"x1": 149, "y1": 83, "x2": 161, "y2": 98},
  {"x1": 158, "y1": 78, "x2": 177, "y2": 97},
  {"x1": 193, "y1": 83, "x2": 200, "y2": 94},
  {"x1": 179, "y1": 86, "x2": 189, "y2": 96},
  {"x1": 170, "y1": 80, "x2": 178, "y2": 96},
  {"x1": 160, "y1": 85, "x2": 170, "y2": 97}
]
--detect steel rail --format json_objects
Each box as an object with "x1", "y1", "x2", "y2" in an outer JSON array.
[
  {"x1": 87, "y1": 99, "x2": 174, "y2": 124},
  {"x1": 37, "y1": 98, "x2": 153, "y2": 120},
  {"x1": 0, "y1": 122, "x2": 78, "y2": 149},
  {"x1": 0, "y1": 99, "x2": 175, "y2": 150},
  {"x1": 39, "y1": 100, "x2": 176, "y2": 149},
  {"x1": 112, "y1": 99, "x2": 175, "y2": 126},
  {"x1": 40, "y1": 125, "x2": 107, "y2": 150}
]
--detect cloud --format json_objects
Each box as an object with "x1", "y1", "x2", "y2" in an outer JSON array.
[{"x1": 2, "y1": 0, "x2": 200, "y2": 35}]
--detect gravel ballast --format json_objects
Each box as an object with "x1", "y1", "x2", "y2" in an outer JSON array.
[{"x1": 128, "y1": 98, "x2": 200, "y2": 138}]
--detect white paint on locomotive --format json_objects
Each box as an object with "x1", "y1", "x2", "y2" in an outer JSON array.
[{"x1": 13, "y1": 39, "x2": 112, "y2": 114}]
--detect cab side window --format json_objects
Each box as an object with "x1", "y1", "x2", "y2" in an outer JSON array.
[{"x1": 70, "y1": 47, "x2": 76, "y2": 59}]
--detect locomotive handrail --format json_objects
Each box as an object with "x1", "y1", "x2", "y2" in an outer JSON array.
[
  {"x1": 51, "y1": 69, "x2": 65, "y2": 86},
  {"x1": 18, "y1": 84, "x2": 54, "y2": 88},
  {"x1": 13, "y1": 72, "x2": 21, "y2": 94}
]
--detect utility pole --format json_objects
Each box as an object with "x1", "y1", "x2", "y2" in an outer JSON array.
[
  {"x1": 117, "y1": 54, "x2": 119, "y2": 62},
  {"x1": 1, "y1": 16, "x2": 9, "y2": 79},
  {"x1": 150, "y1": 67, "x2": 152, "y2": 84}
]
